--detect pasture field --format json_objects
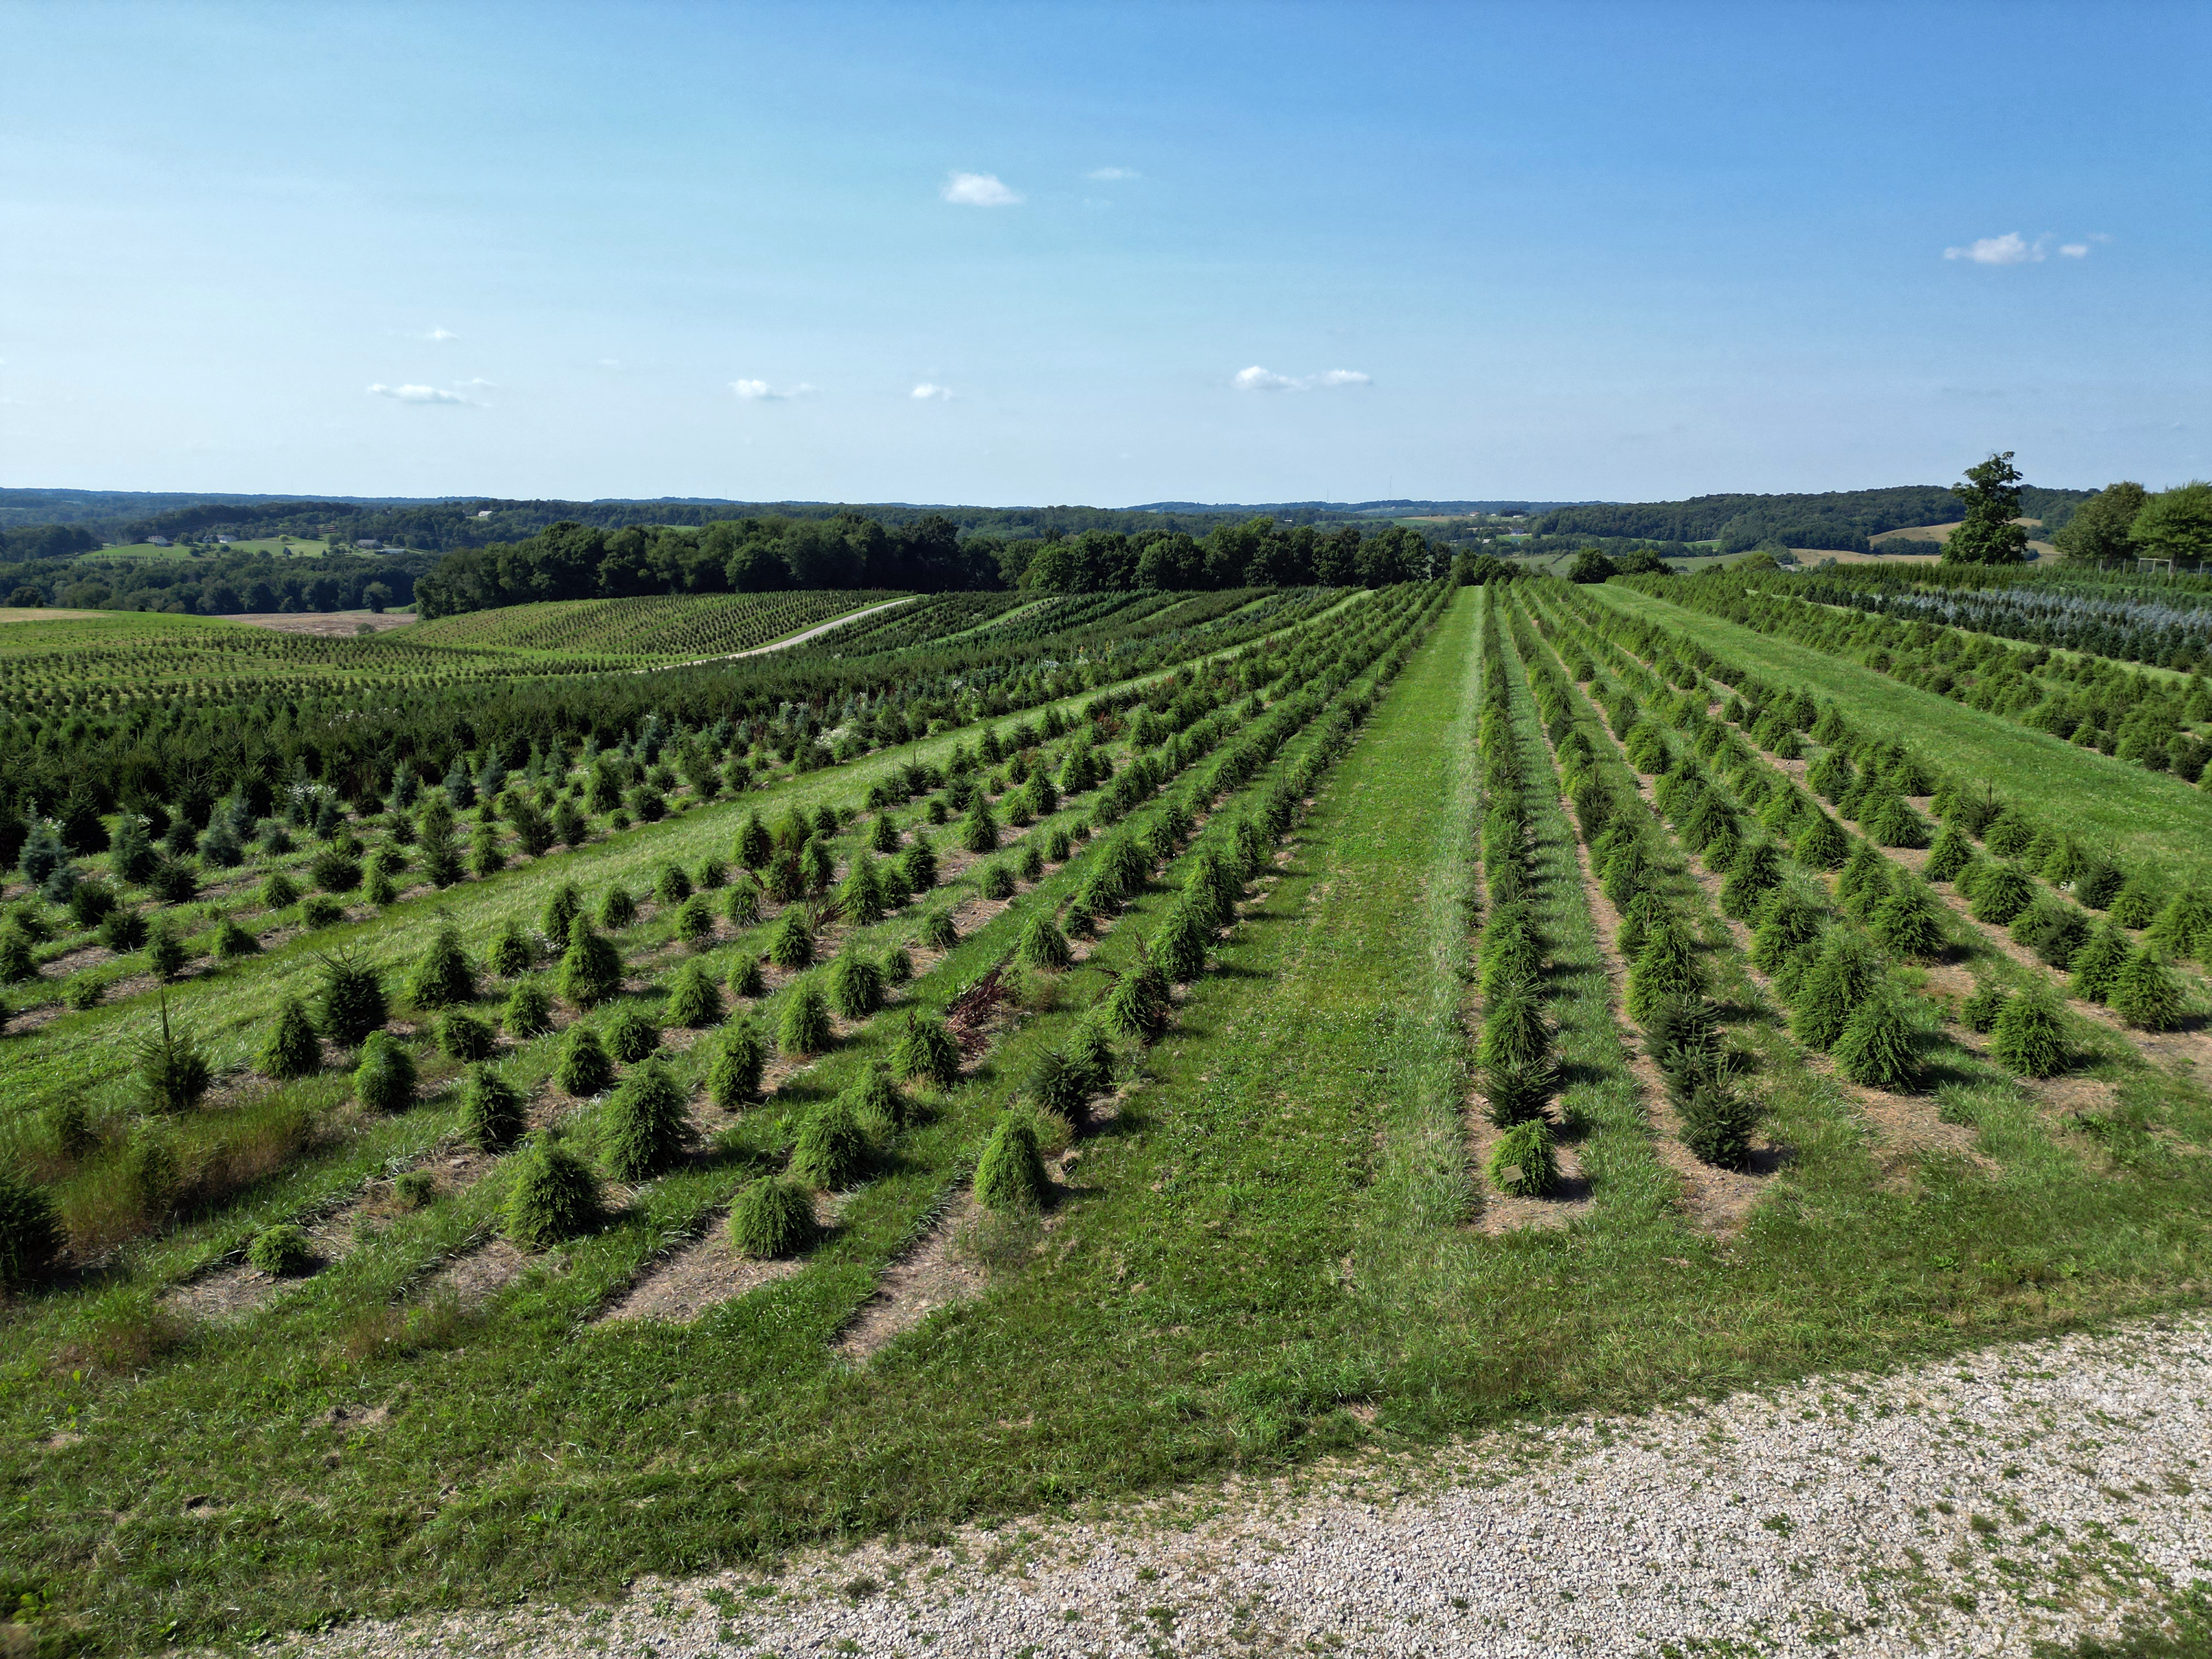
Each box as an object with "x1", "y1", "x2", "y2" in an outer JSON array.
[
  {"x1": 3, "y1": 579, "x2": 2212, "y2": 1655},
  {"x1": 93, "y1": 538, "x2": 335, "y2": 561}
]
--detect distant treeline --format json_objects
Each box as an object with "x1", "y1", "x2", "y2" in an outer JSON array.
[
  {"x1": 3, "y1": 549, "x2": 430, "y2": 615},
  {"x1": 0, "y1": 489, "x2": 1254, "y2": 551},
  {"x1": 1532, "y1": 484, "x2": 2093, "y2": 553},
  {"x1": 413, "y1": 515, "x2": 1452, "y2": 618},
  {"x1": 0, "y1": 523, "x2": 103, "y2": 561}
]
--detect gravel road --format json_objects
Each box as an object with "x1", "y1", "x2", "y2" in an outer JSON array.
[{"x1": 268, "y1": 1317, "x2": 2211, "y2": 1658}]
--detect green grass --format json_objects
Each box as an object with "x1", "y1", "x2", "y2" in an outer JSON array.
[
  {"x1": 89, "y1": 538, "x2": 335, "y2": 562},
  {"x1": 8, "y1": 587, "x2": 2212, "y2": 1655},
  {"x1": 1590, "y1": 583, "x2": 2212, "y2": 889}
]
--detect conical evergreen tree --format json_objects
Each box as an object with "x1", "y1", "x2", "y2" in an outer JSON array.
[
  {"x1": 1792, "y1": 933, "x2": 1878, "y2": 1049},
  {"x1": 503, "y1": 979, "x2": 555, "y2": 1038},
  {"x1": 789, "y1": 1097, "x2": 869, "y2": 1189},
  {"x1": 1991, "y1": 985, "x2": 2068, "y2": 1078},
  {"x1": 503, "y1": 1133, "x2": 601, "y2": 1249},
  {"x1": 830, "y1": 950, "x2": 884, "y2": 1020},
  {"x1": 554, "y1": 1024, "x2": 616, "y2": 1096},
  {"x1": 2111, "y1": 950, "x2": 2186, "y2": 1031},
  {"x1": 769, "y1": 906, "x2": 815, "y2": 970},
  {"x1": 1870, "y1": 877, "x2": 1947, "y2": 961},
  {"x1": 460, "y1": 1063, "x2": 526, "y2": 1151},
  {"x1": 974, "y1": 1115, "x2": 1047, "y2": 1214},
  {"x1": 601, "y1": 1058, "x2": 696, "y2": 1181},
  {"x1": 409, "y1": 923, "x2": 476, "y2": 1009},
  {"x1": 664, "y1": 959, "x2": 724, "y2": 1029},
  {"x1": 1925, "y1": 822, "x2": 1976, "y2": 883},
  {"x1": 1750, "y1": 887, "x2": 1826, "y2": 977},
  {"x1": 353, "y1": 1031, "x2": 416, "y2": 1111},
  {"x1": 707, "y1": 1018, "x2": 768, "y2": 1109},
  {"x1": 1968, "y1": 862, "x2": 2036, "y2": 926},
  {"x1": 1833, "y1": 989, "x2": 1918, "y2": 1090},
  {"x1": 1720, "y1": 839, "x2": 1785, "y2": 921},
  {"x1": 2068, "y1": 922, "x2": 2132, "y2": 1003},
  {"x1": 259, "y1": 996, "x2": 323, "y2": 1079},
  {"x1": 558, "y1": 916, "x2": 624, "y2": 1007},
  {"x1": 778, "y1": 978, "x2": 834, "y2": 1055},
  {"x1": 1155, "y1": 902, "x2": 1209, "y2": 983},
  {"x1": 729, "y1": 1177, "x2": 815, "y2": 1257},
  {"x1": 1627, "y1": 916, "x2": 1705, "y2": 1023},
  {"x1": 1018, "y1": 912, "x2": 1073, "y2": 972}
]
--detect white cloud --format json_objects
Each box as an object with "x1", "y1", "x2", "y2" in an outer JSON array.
[
  {"x1": 1087, "y1": 166, "x2": 1139, "y2": 181},
  {"x1": 731, "y1": 379, "x2": 815, "y2": 401},
  {"x1": 367, "y1": 382, "x2": 470, "y2": 405},
  {"x1": 425, "y1": 326, "x2": 458, "y2": 341},
  {"x1": 1233, "y1": 365, "x2": 1372, "y2": 392},
  {"x1": 1944, "y1": 232, "x2": 2042, "y2": 265},
  {"x1": 2059, "y1": 242, "x2": 2090, "y2": 258},
  {"x1": 455, "y1": 377, "x2": 496, "y2": 388},
  {"x1": 598, "y1": 358, "x2": 623, "y2": 369},
  {"x1": 911, "y1": 382, "x2": 954, "y2": 401},
  {"x1": 942, "y1": 171, "x2": 1021, "y2": 207}
]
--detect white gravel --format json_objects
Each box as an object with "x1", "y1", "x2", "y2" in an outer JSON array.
[{"x1": 271, "y1": 1318, "x2": 2212, "y2": 1658}]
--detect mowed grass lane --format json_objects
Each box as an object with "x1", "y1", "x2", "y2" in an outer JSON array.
[{"x1": 1589, "y1": 584, "x2": 2212, "y2": 890}]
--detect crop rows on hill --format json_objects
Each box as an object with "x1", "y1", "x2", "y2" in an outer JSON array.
[
  {"x1": 1624, "y1": 570, "x2": 2212, "y2": 777},
  {"x1": 405, "y1": 590, "x2": 891, "y2": 658},
  {"x1": 1554, "y1": 585, "x2": 2212, "y2": 993},
  {"x1": 0, "y1": 590, "x2": 1374, "y2": 1053},
  {"x1": 0, "y1": 586, "x2": 1435, "y2": 1275},
  {"x1": 1530, "y1": 587, "x2": 2208, "y2": 1097}
]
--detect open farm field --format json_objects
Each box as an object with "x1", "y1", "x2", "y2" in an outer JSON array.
[
  {"x1": 4, "y1": 576, "x2": 2211, "y2": 1657},
  {"x1": 95, "y1": 538, "x2": 334, "y2": 561},
  {"x1": 223, "y1": 610, "x2": 417, "y2": 636}
]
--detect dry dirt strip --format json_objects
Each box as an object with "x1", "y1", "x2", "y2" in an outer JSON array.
[{"x1": 264, "y1": 1318, "x2": 2212, "y2": 1659}]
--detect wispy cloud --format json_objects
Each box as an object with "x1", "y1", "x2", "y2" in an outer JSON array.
[
  {"x1": 1945, "y1": 232, "x2": 2041, "y2": 265},
  {"x1": 455, "y1": 377, "x2": 496, "y2": 388},
  {"x1": 425, "y1": 326, "x2": 458, "y2": 341},
  {"x1": 368, "y1": 383, "x2": 472, "y2": 405},
  {"x1": 942, "y1": 171, "x2": 1021, "y2": 207},
  {"x1": 2058, "y1": 243, "x2": 2090, "y2": 258},
  {"x1": 731, "y1": 379, "x2": 816, "y2": 401},
  {"x1": 1086, "y1": 166, "x2": 1139, "y2": 181},
  {"x1": 911, "y1": 382, "x2": 954, "y2": 401},
  {"x1": 1233, "y1": 365, "x2": 1372, "y2": 392}
]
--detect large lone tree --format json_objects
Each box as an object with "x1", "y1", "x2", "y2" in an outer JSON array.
[{"x1": 1943, "y1": 450, "x2": 2031, "y2": 565}]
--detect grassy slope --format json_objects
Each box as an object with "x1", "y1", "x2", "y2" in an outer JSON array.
[
  {"x1": 5, "y1": 598, "x2": 1413, "y2": 1649},
  {"x1": 14, "y1": 588, "x2": 2212, "y2": 1651},
  {"x1": 1590, "y1": 583, "x2": 2212, "y2": 889}
]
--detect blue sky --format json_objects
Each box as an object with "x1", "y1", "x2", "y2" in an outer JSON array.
[{"x1": 2, "y1": 1, "x2": 2204, "y2": 505}]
